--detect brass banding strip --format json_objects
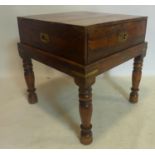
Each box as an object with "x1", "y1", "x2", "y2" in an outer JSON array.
[{"x1": 72, "y1": 69, "x2": 98, "y2": 78}]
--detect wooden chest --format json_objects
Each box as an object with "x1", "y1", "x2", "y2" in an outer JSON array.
[
  {"x1": 18, "y1": 12, "x2": 147, "y2": 65},
  {"x1": 17, "y1": 11, "x2": 147, "y2": 145}
]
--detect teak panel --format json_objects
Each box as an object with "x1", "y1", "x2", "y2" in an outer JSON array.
[{"x1": 87, "y1": 20, "x2": 147, "y2": 63}]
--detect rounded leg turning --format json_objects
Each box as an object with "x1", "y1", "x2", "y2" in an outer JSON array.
[
  {"x1": 79, "y1": 86, "x2": 93, "y2": 145},
  {"x1": 75, "y1": 77, "x2": 95, "y2": 145}
]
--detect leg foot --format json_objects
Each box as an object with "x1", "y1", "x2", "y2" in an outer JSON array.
[
  {"x1": 129, "y1": 55, "x2": 143, "y2": 104},
  {"x1": 23, "y1": 58, "x2": 38, "y2": 104},
  {"x1": 80, "y1": 124, "x2": 93, "y2": 145},
  {"x1": 28, "y1": 91, "x2": 38, "y2": 104}
]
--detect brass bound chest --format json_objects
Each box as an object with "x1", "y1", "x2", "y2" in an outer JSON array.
[{"x1": 18, "y1": 12, "x2": 147, "y2": 64}]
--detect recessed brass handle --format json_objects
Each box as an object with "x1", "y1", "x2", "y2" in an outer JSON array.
[
  {"x1": 118, "y1": 31, "x2": 128, "y2": 42},
  {"x1": 40, "y1": 32, "x2": 50, "y2": 43}
]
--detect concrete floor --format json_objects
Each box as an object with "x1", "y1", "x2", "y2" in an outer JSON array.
[{"x1": 0, "y1": 73, "x2": 155, "y2": 148}]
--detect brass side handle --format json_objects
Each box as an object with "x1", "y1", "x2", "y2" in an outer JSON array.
[
  {"x1": 118, "y1": 31, "x2": 128, "y2": 42},
  {"x1": 40, "y1": 32, "x2": 50, "y2": 43}
]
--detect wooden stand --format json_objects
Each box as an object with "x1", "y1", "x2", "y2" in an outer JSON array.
[{"x1": 17, "y1": 11, "x2": 148, "y2": 145}]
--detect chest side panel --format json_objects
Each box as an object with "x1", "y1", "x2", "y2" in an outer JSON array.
[
  {"x1": 18, "y1": 18, "x2": 86, "y2": 65},
  {"x1": 87, "y1": 19, "x2": 147, "y2": 64}
]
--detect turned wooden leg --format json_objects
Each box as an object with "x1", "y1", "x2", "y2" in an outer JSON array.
[
  {"x1": 79, "y1": 86, "x2": 92, "y2": 145},
  {"x1": 129, "y1": 55, "x2": 144, "y2": 103},
  {"x1": 75, "y1": 77, "x2": 95, "y2": 145},
  {"x1": 22, "y1": 57, "x2": 38, "y2": 104}
]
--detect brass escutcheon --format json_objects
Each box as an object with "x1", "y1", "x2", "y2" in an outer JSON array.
[
  {"x1": 40, "y1": 32, "x2": 50, "y2": 43},
  {"x1": 118, "y1": 31, "x2": 128, "y2": 42}
]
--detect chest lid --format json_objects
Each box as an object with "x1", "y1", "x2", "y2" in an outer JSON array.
[{"x1": 20, "y1": 11, "x2": 147, "y2": 27}]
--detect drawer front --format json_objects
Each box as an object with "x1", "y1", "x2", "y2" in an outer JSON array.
[
  {"x1": 87, "y1": 20, "x2": 147, "y2": 63},
  {"x1": 18, "y1": 18, "x2": 86, "y2": 64}
]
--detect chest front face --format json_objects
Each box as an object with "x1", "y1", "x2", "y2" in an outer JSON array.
[
  {"x1": 87, "y1": 19, "x2": 147, "y2": 63},
  {"x1": 17, "y1": 18, "x2": 86, "y2": 65},
  {"x1": 17, "y1": 12, "x2": 147, "y2": 65}
]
